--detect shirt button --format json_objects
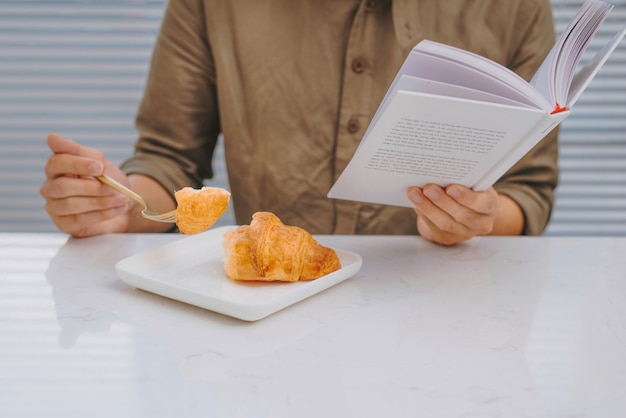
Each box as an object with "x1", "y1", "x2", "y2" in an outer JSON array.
[
  {"x1": 351, "y1": 57, "x2": 367, "y2": 74},
  {"x1": 364, "y1": 0, "x2": 376, "y2": 12},
  {"x1": 347, "y1": 118, "x2": 361, "y2": 134}
]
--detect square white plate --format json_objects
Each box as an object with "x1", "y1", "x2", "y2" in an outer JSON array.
[{"x1": 116, "y1": 226, "x2": 363, "y2": 321}]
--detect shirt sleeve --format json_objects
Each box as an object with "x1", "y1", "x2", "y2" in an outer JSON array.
[{"x1": 120, "y1": 0, "x2": 220, "y2": 199}]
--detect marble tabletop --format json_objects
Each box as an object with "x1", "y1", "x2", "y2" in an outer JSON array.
[{"x1": 1, "y1": 231, "x2": 625, "y2": 418}]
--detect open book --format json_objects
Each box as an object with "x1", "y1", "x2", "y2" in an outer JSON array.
[{"x1": 328, "y1": 0, "x2": 626, "y2": 208}]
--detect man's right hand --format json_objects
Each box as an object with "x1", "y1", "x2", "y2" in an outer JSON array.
[{"x1": 40, "y1": 133, "x2": 132, "y2": 237}]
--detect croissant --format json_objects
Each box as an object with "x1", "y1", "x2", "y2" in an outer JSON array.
[
  {"x1": 223, "y1": 212, "x2": 341, "y2": 282},
  {"x1": 174, "y1": 186, "x2": 231, "y2": 235}
]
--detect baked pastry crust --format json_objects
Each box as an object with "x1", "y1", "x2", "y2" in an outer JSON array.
[
  {"x1": 223, "y1": 212, "x2": 341, "y2": 282},
  {"x1": 174, "y1": 186, "x2": 230, "y2": 235}
]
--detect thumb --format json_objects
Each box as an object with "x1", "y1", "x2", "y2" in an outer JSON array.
[
  {"x1": 46, "y1": 132, "x2": 106, "y2": 165},
  {"x1": 46, "y1": 132, "x2": 81, "y2": 154},
  {"x1": 45, "y1": 132, "x2": 106, "y2": 176}
]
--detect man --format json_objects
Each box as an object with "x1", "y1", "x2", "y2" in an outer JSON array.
[{"x1": 41, "y1": 0, "x2": 558, "y2": 245}]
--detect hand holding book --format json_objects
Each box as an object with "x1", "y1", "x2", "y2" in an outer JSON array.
[{"x1": 328, "y1": 0, "x2": 626, "y2": 207}]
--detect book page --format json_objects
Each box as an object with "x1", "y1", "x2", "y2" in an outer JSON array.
[
  {"x1": 568, "y1": 28, "x2": 626, "y2": 106},
  {"x1": 472, "y1": 110, "x2": 570, "y2": 191},
  {"x1": 358, "y1": 75, "x2": 537, "y2": 153},
  {"x1": 530, "y1": 0, "x2": 614, "y2": 108},
  {"x1": 369, "y1": 41, "x2": 552, "y2": 137},
  {"x1": 412, "y1": 41, "x2": 551, "y2": 111},
  {"x1": 327, "y1": 91, "x2": 546, "y2": 207},
  {"x1": 394, "y1": 75, "x2": 538, "y2": 108}
]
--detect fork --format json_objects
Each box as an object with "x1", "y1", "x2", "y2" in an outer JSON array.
[{"x1": 96, "y1": 174, "x2": 176, "y2": 223}]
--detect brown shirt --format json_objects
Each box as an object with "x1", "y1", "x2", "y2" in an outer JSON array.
[{"x1": 121, "y1": 0, "x2": 559, "y2": 235}]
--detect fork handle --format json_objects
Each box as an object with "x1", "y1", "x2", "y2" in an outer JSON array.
[{"x1": 96, "y1": 175, "x2": 147, "y2": 208}]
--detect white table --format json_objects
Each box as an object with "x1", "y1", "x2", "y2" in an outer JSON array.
[{"x1": 1, "y1": 232, "x2": 625, "y2": 418}]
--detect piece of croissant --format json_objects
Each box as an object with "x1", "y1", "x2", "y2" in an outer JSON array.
[
  {"x1": 174, "y1": 186, "x2": 230, "y2": 235},
  {"x1": 223, "y1": 212, "x2": 341, "y2": 282}
]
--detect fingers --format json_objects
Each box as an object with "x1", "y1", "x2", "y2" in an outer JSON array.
[
  {"x1": 47, "y1": 132, "x2": 104, "y2": 160},
  {"x1": 47, "y1": 206, "x2": 130, "y2": 238},
  {"x1": 47, "y1": 132, "x2": 79, "y2": 154},
  {"x1": 445, "y1": 185, "x2": 498, "y2": 215},
  {"x1": 423, "y1": 185, "x2": 497, "y2": 233},
  {"x1": 41, "y1": 133, "x2": 130, "y2": 237},
  {"x1": 45, "y1": 194, "x2": 128, "y2": 222},
  {"x1": 408, "y1": 186, "x2": 473, "y2": 245},
  {"x1": 41, "y1": 175, "x2": 129, "y2": 214},
  {"x1": 41, "y1": 176, "x2": 130, "y2": 237},
  {"x1": 407, "y1": 184, "x2": 499, "y2": 245},
  {"x1": 44, "y1": 133, "x2": 105, "y2": 179},
  {"x1": 41, "y1": 175, "x2": 118, "y2": 204},
  {"x1": 415, "y1": 212, "x2": 470, "y2": 246}
]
